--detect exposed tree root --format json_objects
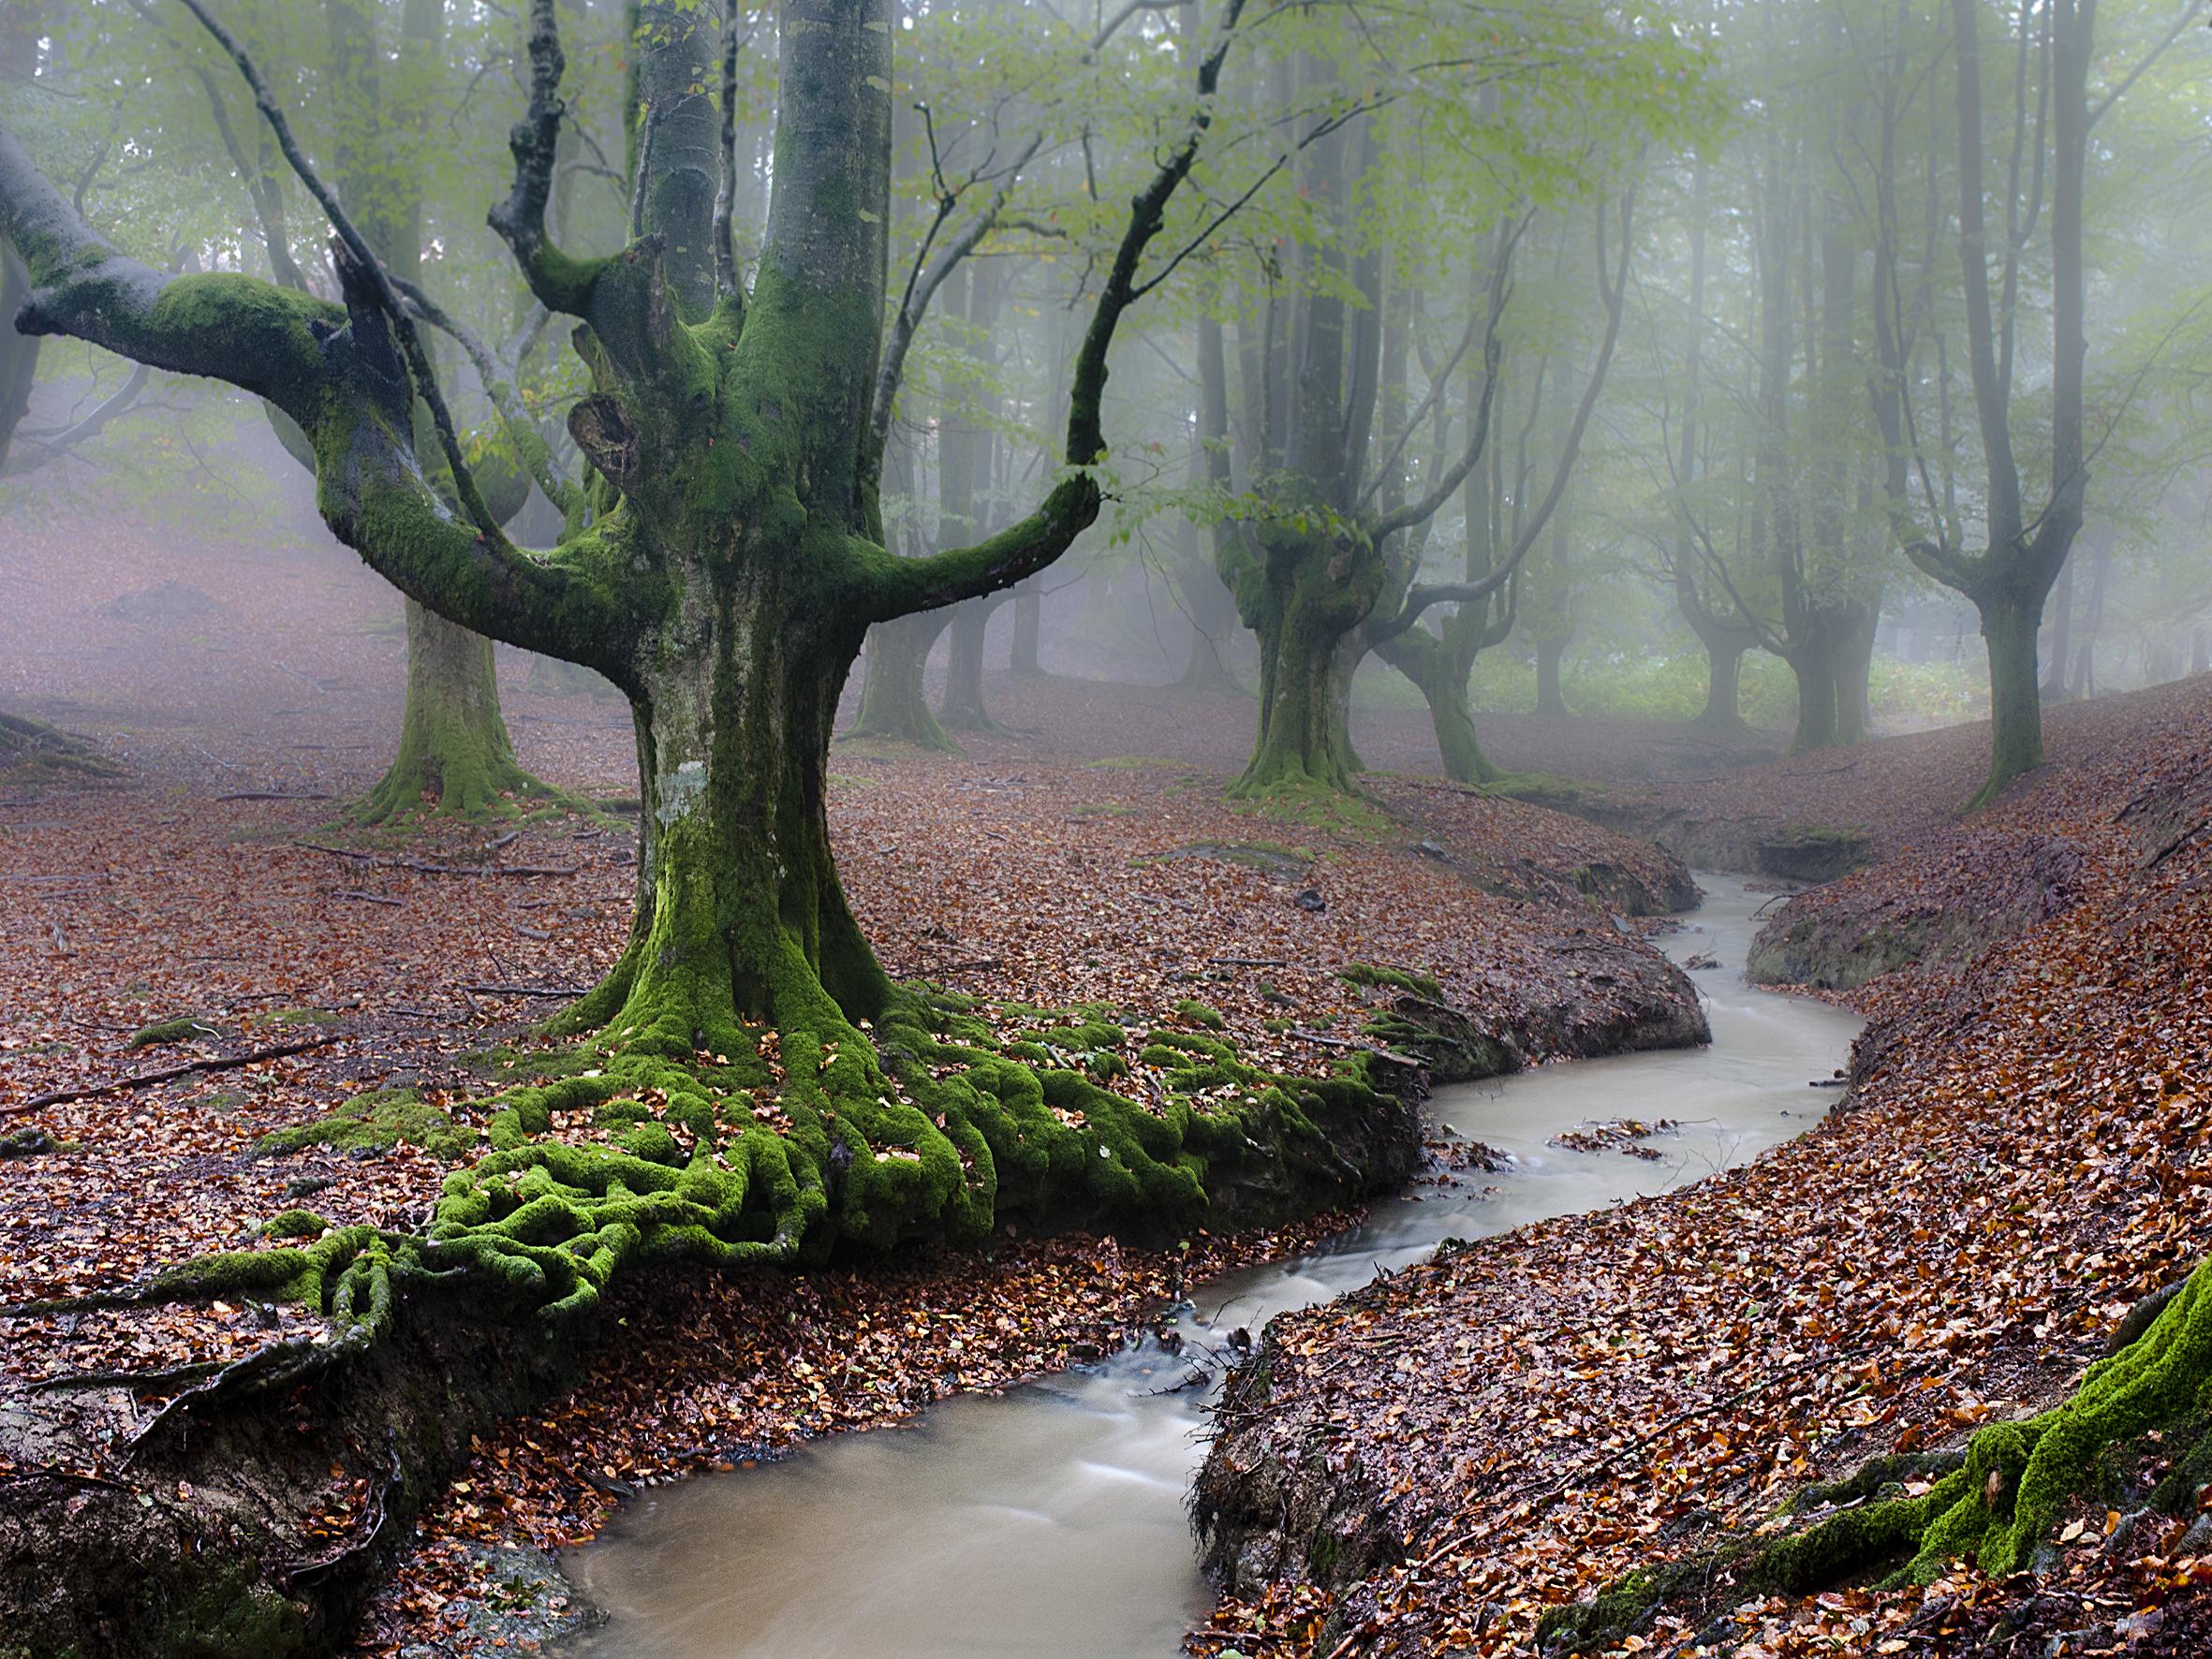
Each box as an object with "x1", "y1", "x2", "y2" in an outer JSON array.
[
  {"x1": 7, "y1": 983, "x2": 1417, "y2": 1434},
  {"x1": 1537, "y1": 1262, "x2": 2212, "y2": 1654}
]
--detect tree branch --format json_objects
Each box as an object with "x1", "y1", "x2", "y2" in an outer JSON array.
[
  {"x1": 488, "y1": 0, "x2": 604, "y2": 316},
  {"x1": 1367, "y1": 211, "x2": 1529, "y2": 543},
  {"x1": 868, "y1": 0, "x2": 1252, "y2": 618},
  {"x1": 172, "y1": 0, "x2": 509, "y2": 551},
  {"x1": 391, "y1": 275, "x2": 582, "y2": 519}
]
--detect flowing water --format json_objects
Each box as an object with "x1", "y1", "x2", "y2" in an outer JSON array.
[{"x1": 562, "y1": 875, "x2": 1861, "y2": 1659}]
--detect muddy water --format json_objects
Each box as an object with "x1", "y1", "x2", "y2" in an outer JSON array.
[{"x1": 562, "y1": 875, "x2": 1860, "y2": 1659}]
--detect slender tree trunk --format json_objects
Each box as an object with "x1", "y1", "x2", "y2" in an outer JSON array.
[
  {"x1": 359, "y1": 600, "x2": 550, "y2": 820},
  {"x1": 1010, "y1": 584, "x2": 1042, "y2": 675},
  {"x1": 937, "y1": 596, "x2": 1006, "y2": 733},
  {"x1": 1534, "y1": 636, "x2": 1569, "y2": 717},
  {"x1": 849, "y1": 612, "x2": 956, "y2": 751},
  {"x1": 1981, "y1": 587, "x2": 2045, "y2": 798}
]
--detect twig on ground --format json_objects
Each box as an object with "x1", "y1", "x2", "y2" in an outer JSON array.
[{"x1": 5, "y1": 1035, "x2": 339, "y2": 1117}]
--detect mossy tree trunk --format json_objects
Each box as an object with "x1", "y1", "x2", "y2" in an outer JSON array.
[
  {"x1": 1372, "y1": 617, "x2": 1506, "y2": 785},
  {"x1": 1230, "y1": 531, "x2": 1380, "y2": 793},
  {"x1": 851, "y1": 610, "x2": 957, "y2": 750},
  {"x1": 561, "y1": 564, "x2": 890, "y2": 1057},
  {"x1": 359, "y1": 599, "x2": 545, "y2": 819}
]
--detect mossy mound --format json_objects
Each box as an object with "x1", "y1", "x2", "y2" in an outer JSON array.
[
  {"x1": 1339, "y1": 962, "x2": 1444, "y2": 1002},
  {"x1": 0, "y1": 712, "x2": 123, "y2": 782},
  {"x1": 126, "y1": 1015, "x2": 216, "y2": 1050}
]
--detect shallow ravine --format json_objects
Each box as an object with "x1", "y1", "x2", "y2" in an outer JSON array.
[{"x1": 559, "y1": 876, "x2": 1861, "y2": 1659}]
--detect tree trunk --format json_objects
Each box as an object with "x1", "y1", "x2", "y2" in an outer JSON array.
[
  {"x1": 359, "y1": 600, "x2": 548, "y2": 821},
  {"x1": 1975, "y1": 588, "x2": 2045, "y2": 804},
  {"x1": 1534, "y1": 637, "x2": 1569, "y2": 717},
  {"x1": 1698, "y1": 640, "x2": 1747, "y2": 732},
  {"x1": 937, "y1": 596, "x2": 1005, "y2": 733},
  {"x1": 1010, "y1": 584, "x2": 1042, "y2": 675},
  {"x1": 1234, "y1": 536, "x2": 1375, "y2": 794},
  {"x1": 1374, "y1": 625, "x2": 1501, "y2": 785},
  {"x1": 1788, "y1": 622, "x2": 1841, "y2": 755},
  {"x1": 1834, "y1": 600, "x2": 1878, "y2": 746},
  {"x1": 566, "y1": 595, "x2": 889, "y2": 1059},
  {"x1": 848, "y1": 612, "x2": 956, "y2": 751}
]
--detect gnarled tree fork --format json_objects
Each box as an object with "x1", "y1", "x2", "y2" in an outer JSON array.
[{"x1": 0, "y1": 0, "x2": 1416, "y2": 1348}]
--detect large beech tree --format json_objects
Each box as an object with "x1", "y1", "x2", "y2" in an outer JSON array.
[{"x1": 0, "y1": 0, "x2": 1418, "y2": 1330}]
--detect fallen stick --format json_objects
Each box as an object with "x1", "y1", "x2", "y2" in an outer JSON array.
[
  {"x1": 293, "y1": 840, "x2": 581, "y2": 877},
  {"x1": 216, "y1": 791, "x2": 333, "y2": 801},
  {"x1": 5, "y1": 1035, "x2": 338, "y2": 1117},
  {"x1": 1209, "y1": 956, "x2": 1288, "y2": 968},
  {"x1": 459, "y1": 983, "x2": 586, "y2": 998},
  {"x1": 332, "y1": 889, "x2": 404, "y2": 907}
]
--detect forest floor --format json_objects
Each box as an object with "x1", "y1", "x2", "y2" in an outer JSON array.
[
  {"x1": 2, "y1": 515, "x2": 1713, "y2": 1655},
  {"x1": 1193, "y1": 672, "x2": 2212, "y2": 1658},
  {"x1": 8, "y1": 510, "x2": 2210, "y2": 1656}
]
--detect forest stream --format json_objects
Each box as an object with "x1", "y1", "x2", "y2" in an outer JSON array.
[{"x1": 560, "y1": 875, "x2": 1862, "y2": 1658}]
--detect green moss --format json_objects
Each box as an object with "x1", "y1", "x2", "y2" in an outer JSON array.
[
  {"x1": 1754, "y1": 1255, "x2": 2212, "y2": 1588},
  {"x1": 257, "y1": 1088, "x2": 475, "y2": 1162},
  {"x1": 1339, "y1": 962, "x2": 1444, "y2": 1001},
  {"x1": 1231, "y1": 773, "x2": 1396, "y2": 838},
  {"x1": 126, "y1": 1016, "x2": 215, "y2": 1050},
  {"x1": 1172, "y1": 999, "x2": 1228, "y2": 1031}
]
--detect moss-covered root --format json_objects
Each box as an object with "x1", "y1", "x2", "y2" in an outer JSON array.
[
  {"x1": 1762, "y1": 1257, "x2": 2212, "y2": 1590},
  {"x1": 25, "y1": 980, "x2": 1411, "y2": 1423}
]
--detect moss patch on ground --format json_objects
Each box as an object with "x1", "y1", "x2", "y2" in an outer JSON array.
[{"x1": 257, "y1": 1087, "x2": 478, "y2": 1163}]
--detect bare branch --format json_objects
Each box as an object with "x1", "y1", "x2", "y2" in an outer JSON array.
[{"x1": 172, "y1": 0, "x2": 509, "y2": 551}]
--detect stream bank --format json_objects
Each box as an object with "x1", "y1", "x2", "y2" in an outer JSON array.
[
  {"x1": 1191, "y1": 691, "x2": 2212, "y2": 1659},
  {"x1": 548, "y1": 878, "x2": 1854, "y2": 1658}
]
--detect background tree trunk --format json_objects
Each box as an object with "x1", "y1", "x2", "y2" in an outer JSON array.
[
  {"x1": 358, "y1": 601, "x2": 546, "y2": 820},
  {"x1": 1534, "y1": 636, "x2": 1569, "y2": 716}
]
